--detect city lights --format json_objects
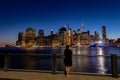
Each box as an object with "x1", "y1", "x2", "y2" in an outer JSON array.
[{"x1": 15, "y1": 26, "x2": 120, "y2": 48}]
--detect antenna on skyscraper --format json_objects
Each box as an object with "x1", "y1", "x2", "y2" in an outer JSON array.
[{"x1": 81, "y1": 22, "x2": 84, "y2": 32}]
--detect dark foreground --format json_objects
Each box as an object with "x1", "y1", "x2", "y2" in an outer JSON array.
[{"x1": 0, "y1": 71, "x2": 119, "y2": 80}]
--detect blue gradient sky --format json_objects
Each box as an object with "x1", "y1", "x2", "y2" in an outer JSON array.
[{"x1": 0, "y1": 0, "x2": 120, "y2": 44}]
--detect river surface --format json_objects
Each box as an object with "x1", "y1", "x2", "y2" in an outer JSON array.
[{"x1": 0, "y1": 46, "x2": 120, "y2": 74}]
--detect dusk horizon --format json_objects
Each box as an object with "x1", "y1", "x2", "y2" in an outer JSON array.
[{"x1": 1, "y1": 0, "x2": 120, "y2": 45}]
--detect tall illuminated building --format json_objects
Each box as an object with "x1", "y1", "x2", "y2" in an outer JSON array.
[
  {"x1": 80, "y1": 30, "x2": 90, "y2": 45},
  {"x1": 94, "y1": 30, "x2": 100, "y2": 42},
  {"x1": 81, "y1": 27, "x2": 84, "y2": 33},
  {"x1": 16, "y1": 32, "x2": 26, "y2": 46},
  {"x1": 26, "y1": 27, "x2": 36, "y2": 47},
  {"x1": 37, "y1": 29, "x2": 44, "y2": 46},
  {"x1": 68, "y1": 28, "x2": 72, "y2": 46},
  {"x1": 102, "y1": 26, "x2": 106, "y2": 42},
  {"x1": 72, "y1": 30, "x2": 77, "y2": 45},
  {"x1": 80, "y1": 23, "x2": 84, "y2": 33},
  {"x1": 59, "y1": 27, "x2": 67, "y2": 46}
]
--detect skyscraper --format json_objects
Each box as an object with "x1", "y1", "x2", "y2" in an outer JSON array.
[
  {"x1": 94, "y1": 30, "x2": 100, "y2": 42},
  {"x1": 37, "y1": 29, "x2": 44, "y2": 46},
  {"x1": 16, "y1": 32, "x2": 26, "y2": 46},
  {"x1": 102, "y1": 26, "x2": 107, "y2": 42},
  {"x1": 26, "y1": 27, "x2": 36, "y2": 47},
  {"x1": 68, "y1": 28, "x2": 72, "y2": 46},
  {"x1": 59, "y1": 27, "x2": 67, "y2": 46}
]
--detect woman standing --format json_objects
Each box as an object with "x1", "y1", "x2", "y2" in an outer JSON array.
[{"x1": 63, "y1": 45, "x2": 72, "y2": 78}]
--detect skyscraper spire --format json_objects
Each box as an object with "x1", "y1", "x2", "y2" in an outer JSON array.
[{"x1": 81, "y1": 22, "x2": 84, "y2": 33}]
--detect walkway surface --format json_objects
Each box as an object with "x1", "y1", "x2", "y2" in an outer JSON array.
[{"x1": 0, "y1": 71, "x2": 119, "y2": 80}]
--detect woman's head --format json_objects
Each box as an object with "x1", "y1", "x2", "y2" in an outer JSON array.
[{"x1": 66, "y1": 45, "x2": 69, "y2": 49}]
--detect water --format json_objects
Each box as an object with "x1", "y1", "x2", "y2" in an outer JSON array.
[{"x1": 0, "y1": 46, "x2": 120, "y2": 74}]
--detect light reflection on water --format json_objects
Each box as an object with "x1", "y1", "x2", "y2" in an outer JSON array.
[
  {"x1": 97, "y1": 56, "x2": 107, "y2": 74},
  {"x1": 96, "y1": 48, "x2": 107, "y2": 74},
  {"x1": 97, "y1": 48, "x2": 103, "y2": 55}
]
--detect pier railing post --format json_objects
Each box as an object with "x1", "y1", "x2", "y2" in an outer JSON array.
[
  {"x1": 111, "y1": 54, "x2": 118, "y2": 78},
  {"x1": 4, "y1": 52, "x2": 9, "y2": 72},
  {"x1": 52, "y1": 53, "x2": 56, "y2": 74}
]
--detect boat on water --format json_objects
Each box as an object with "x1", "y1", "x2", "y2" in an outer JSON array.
[{"x1": 89, "y1": 41, "x2": 106, "y2": 47}]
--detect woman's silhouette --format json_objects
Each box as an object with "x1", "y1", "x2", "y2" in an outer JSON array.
[{"x1": 63, "y1": 45, "x2": 72, "y2": 78}]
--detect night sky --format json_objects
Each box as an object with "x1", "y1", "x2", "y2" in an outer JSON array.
[{"x1": 0, "y1": 0, "x2": 120, "y2": 44}]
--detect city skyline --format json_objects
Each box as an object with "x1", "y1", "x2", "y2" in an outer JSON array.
[
  {"x1": 0, "y1": 0, "x2": 120, "y2": 45},
  {"x1": 16, "y1": 26, "x2": 101, "y2": 47}
]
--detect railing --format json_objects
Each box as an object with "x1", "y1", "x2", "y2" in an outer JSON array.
[{"x1": 0, "y1": 52, "x2": 120, "y2": 78}]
